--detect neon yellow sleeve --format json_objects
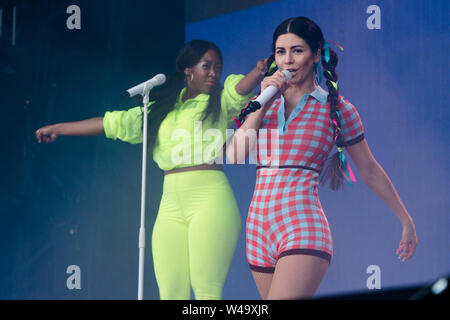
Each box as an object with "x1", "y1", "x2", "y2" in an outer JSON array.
[
  {"x1": 103, "y1": 103, "x2": 154, "y2": 144},
  {"x1": 221, "y1": 74, "x2": 254, "y2": 126}
]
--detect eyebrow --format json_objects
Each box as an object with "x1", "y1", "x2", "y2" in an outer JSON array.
[
  {"x1": 275, "y1": 45, "x2": 305, "y2": 50},
  {"x1": 200, "y1": 59, "x2": 222, "y2": 64}
]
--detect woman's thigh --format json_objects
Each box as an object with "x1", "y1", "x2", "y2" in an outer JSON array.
[
  {"x1": 187, "y1": 184, "x2": 241, "y2": 299},
  {"x1": 151, "y1": 192, "x2": 190, "y2": 299},
  {"x1": 152, "y1": 214, "x2": 191, "y2": 299},
  {"x1": 251, "y1": 271, "x2": 273, "y2": 300},
  {"x1": 267, "y1": 254, "x2": 329, "y2": 300}
]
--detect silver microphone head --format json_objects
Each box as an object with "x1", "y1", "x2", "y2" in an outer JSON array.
[
  {"x1": 281, "y1": 69, "x2": 292, "y2": 81},
  {"x1": 153, "y1": 73, "x2": 167, "y2": 86}
]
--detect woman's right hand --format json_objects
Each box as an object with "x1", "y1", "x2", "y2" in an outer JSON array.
[
  {"x1": 260, "y1": 70, "x2": 290, "y2": 109},
  {"x1": 35, "y1": 125, "x2": 58, "y2": 143}
]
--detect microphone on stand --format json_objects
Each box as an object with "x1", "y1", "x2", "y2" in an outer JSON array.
[
  {"x1": 125, "y1": 73, "x2": 167, "y2": 98},
  {"x1": 123, "y1": 73, "x2": 166, "y2": 300}
]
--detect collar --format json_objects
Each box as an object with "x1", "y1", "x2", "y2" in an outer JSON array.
[
  {"x1": 309, "y1": 85, "x2": 328, "y2": 104},
  {"x1": 276, "y1": 85, "x2": 329, "y2": 134},
  {"x1": 176, "y1": 88, "x2": 210, "y2": 106}
]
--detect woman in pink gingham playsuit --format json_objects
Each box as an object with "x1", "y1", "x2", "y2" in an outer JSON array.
[{"x1": 228, "y1": 16, "x2": 418, "y2": 300}]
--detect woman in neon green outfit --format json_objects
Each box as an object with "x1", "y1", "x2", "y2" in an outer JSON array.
[{"x1": 35, "y1": 39, "x2": 267, "y2": 299}]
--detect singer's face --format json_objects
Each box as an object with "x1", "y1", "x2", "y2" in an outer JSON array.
[
  {"x1": 274, "y1": 33, "x2": 320, "y2": 85},
  {"x1": 186, "y1": 49, "x2": 222, "y2": 95}
]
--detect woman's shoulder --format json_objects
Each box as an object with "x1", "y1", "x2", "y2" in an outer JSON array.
[
  {"x1": 222, "y1": 73, "x2": 245, "y2": 88},
  {"x1": 314, "y1": 86, "x2": 355, "y2": 107},
  {"x1": 337, "y1": 94, "x2": 360, "y2": 116}
]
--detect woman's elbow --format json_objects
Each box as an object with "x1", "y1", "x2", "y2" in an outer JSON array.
[
  {"x1": 360, "y1": 171, "x2": 374, "y2": 187},
  {"x1": 225, "y1": 141, "x2": 239, "y2": 164},
  {"x1": 226, "y1": 149, "x2": 238, "y2": 164},
  {"x1": 359, "y1": 161, "x2": 381, "y2": 186}
]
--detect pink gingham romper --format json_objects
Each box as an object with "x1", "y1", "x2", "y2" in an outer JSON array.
[{"x1": 246, "y1": 86, "x2": 365, "y2": 272}]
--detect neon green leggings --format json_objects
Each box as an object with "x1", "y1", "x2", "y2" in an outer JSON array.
[{"x1": 151, "y1": 170, "x2": 241, "y2": 300}]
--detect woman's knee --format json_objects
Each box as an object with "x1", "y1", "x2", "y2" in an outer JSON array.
[{"x1": 191, "y1": 281, "x2": 223, "y2": 300}]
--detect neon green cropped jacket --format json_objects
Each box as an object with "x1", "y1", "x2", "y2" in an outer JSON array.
[{"x1": 103, "y1": 74, "x2": 252, "y2": 170}]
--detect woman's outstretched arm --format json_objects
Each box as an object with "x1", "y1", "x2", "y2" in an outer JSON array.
[
  {"x1": 35, "y1": 117, "x2": 104, "y2": 143},
  {"x1": 345, "y1": 139, "x2": 418, "y2": 262}
]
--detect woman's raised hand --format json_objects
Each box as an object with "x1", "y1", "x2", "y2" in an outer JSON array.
[
  {"x1": 259, "y1": 69, "x2": 290, "y2": 108},
  {"x1": 256, "y1": 58, "x2": 268, "y2": 76}
]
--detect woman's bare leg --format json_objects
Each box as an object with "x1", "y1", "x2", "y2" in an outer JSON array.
[
  {"x1": 251, "y1": 271, "x2": 273, "y2": 300},
  {"x1": 267, "y1": 254, "x2": 329, "y2": 300}
]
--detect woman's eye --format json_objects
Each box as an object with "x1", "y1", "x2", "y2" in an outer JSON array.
[
  {"x1": 276, "y1": 50, "x2": 285, "y2": 55},
  {"x1": 293, "y1": 49, "x2": 303, "y2": 54}
]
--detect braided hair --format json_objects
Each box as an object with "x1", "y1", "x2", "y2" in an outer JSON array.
[
  {"x1": 320, "y1": 45, "x2": 346, "y2": 190},
  {"x1": 145, "y1": 39, "x2": 223, "y2": 154},
  {"x1": 236, "y1": 17, "x2": 347, "y2": 190}
]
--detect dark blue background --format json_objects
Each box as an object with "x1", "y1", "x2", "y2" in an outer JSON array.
[{"x1": 0, "y1": 0, "x2": 184, "y2": 299}]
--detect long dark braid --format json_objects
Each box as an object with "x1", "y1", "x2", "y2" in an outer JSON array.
[{"x1": 319, "y1": 46, "x2": 347, "y2": 190}]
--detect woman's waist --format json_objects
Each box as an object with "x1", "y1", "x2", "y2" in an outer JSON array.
[
  {"x1": 164, "y1": 163, "x2": 224, "y2": 176},
  {"x1": 255, "y1": 165, "x2": 320, "y2": 182},
  {"x1": 154, "y1": 146, "x2": 227, "y2": 171},
  {"x1": 256, "y1": 164, "x2": 321, "y2": 174},
  {"x1": 162, "y1": 164, "x2": 231, "y2": 192},
  {"x1": 254, "y1": 171, "x2": 319, "y2": 194}
]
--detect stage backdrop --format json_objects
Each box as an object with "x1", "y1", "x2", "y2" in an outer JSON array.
[
  {"x1": 0, "y1": 0, "x2": 185, "y2": 299},
  {"x1": 186, "y1": 0, "x2": 449, "y2": 299}
]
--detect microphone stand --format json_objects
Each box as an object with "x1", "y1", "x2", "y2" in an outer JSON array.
[
  {"x1": 137, "y1": 84, "x2": 150, "y2": 300},
  {"x1": 125, "y1": 74, "x2": 166, "y2": 300}
]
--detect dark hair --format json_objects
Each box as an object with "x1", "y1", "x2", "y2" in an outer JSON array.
[
  {"x1": 145, "y1": 39, "x2": 223, "y2": 153},
  {"x1": 266, "y1": 17, "x2": 346, "y2": 190}
]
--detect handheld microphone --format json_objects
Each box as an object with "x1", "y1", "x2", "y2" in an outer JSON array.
[
  {"x1": 232, "y1": 70, "x2": 292, "y2": 128},
  {"x1": 125, "y1": 73, "x2": 167, "y2": 98},
  {"x1": 250, "y1": 69, "x2": 292, "y2": 109}
]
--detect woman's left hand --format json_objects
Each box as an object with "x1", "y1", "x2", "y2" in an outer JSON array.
[
  {"x1": 256, "y1": 58, "x2": 268, "y2": 76},
  {"x1": 396, "y1": 221, "x2": 418, "y2": 262}
]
